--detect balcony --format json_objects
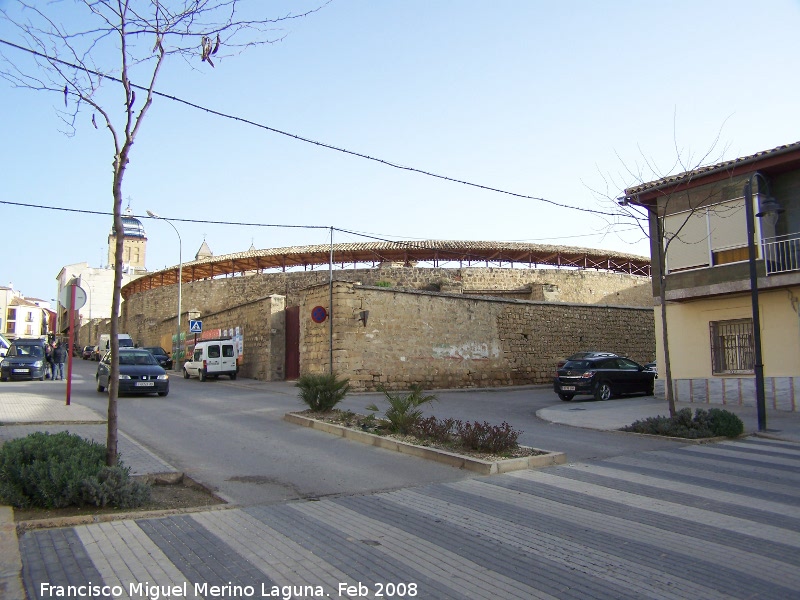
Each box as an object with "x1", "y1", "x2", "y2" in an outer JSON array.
[{"x1": 763, "y1": 233, "x2": 800, "y2": 275}]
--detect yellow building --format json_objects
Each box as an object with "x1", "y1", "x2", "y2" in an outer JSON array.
[{"x1": 623, "y1": 141, "x2": 800, "y2": 414}]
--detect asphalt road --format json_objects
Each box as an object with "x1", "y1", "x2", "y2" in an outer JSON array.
[{"x1": 65, "y1": 358, "x2": 683, "y2": 507}]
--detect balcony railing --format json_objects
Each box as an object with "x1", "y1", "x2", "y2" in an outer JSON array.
[{"x1": 763, "y1": 233, "x2": 800, "y2": 275}]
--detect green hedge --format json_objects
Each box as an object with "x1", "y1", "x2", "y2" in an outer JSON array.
[
  {"x1": 0, "y1": 431, "x2": 150, "y2": 509},
  {"x1": 621, "y1": 408, "x2": 744, "y2": 439}
]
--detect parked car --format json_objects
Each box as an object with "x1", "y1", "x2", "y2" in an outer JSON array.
[
  {"x1": 142, "y1": 346, "x2": 173, "y2": 370},
  {"x1": 81, "y1": 345, "x2": 95, "y2": 360},
  {"x1": 554, "y1": 355, "x2": 655, "y2": 402},
  {"x1": 556, "y1": 351, "x2": 618, "y2": 370},
  {"x1": 0, "y1": 338, "x2": 47, "y2": 381},
  {"x1": 95, "y1": 348, "x2": 169, "y2": 396},
  {"x1": 183, "y1": 338, "x2": 238, "y2": 381},
  {"x1": 644, "y1": 361, "x2": 657, "y2": 375}
]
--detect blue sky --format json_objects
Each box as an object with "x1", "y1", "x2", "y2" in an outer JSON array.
[{"x1": 1, "y1": 0, "x2": 799, "y2": 301}]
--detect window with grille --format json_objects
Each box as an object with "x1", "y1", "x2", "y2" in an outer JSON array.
[{"x1": 709, "y1": 319, "x2": 754, "y2": 374}]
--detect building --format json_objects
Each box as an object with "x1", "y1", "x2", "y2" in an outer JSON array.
[
  {"x1": 623, "y1": 141, "x2": 800, "y2": 412},
  {"x1": 0, "y1": 285, "x2": 51, "y2": 340},
  {"x1": 55, "y1": 206, "x2": 148, "y2": 347},
  {"x1": 107, "y1": 205, "x2": 148, "y2": 273}
]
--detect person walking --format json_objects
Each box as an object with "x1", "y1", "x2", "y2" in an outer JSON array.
[
  {"x1": 44, "y1": 342, "x2": 55, "y2": 379},
  {"x1": 52, "y1": 341, "x2": 66, "y2": 380}
]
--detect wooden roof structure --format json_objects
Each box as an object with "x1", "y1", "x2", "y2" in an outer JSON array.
[{"x1": 122, "y1": 240, "x2": 651, "y2": 299}]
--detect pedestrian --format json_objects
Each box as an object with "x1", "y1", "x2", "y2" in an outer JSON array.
[
  {"x1": 52, "y1": 341, "x2": 66, "y2": 380},
  {"x1": 44, "y1": 342, "x2": 54, "y2": 379}
]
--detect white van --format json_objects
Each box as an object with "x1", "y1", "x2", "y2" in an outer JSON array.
[
  {"x1": 96, "y1": 333, "x2": 135, "y2": 359},
  {"x1": 0, "y1": 333, "x2": 10, "y2": 358},
  {"x1": 183, "y1": 338, "x2": 238, "y2": 381}
]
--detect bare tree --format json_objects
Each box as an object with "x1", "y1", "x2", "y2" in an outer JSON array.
[
  {"x1": 0, "y1": 0, "x2": 325, "y2": 465},
  {"x1": 593, "y1": 136, "x2": 731, "y2": 417}
]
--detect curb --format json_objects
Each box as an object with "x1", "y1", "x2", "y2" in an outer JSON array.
[
  {"x1": 284, "y1": 413, "x2": 566, "y2": 475},
  {"x1": 0, "y1": 507, "x2": 24, "y2": 600}
]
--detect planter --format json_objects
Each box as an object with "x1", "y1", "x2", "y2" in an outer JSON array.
[{"x1": 284, "y1": 412, "x2": 566, "y2": 475}]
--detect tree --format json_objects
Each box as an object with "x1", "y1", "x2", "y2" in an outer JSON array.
[
  {"x1": 595, "y1": 137, "x2": 730, "y2": 417},
  {"x1": 0, "y1": 0, "x2": 324, "y2": 465}
]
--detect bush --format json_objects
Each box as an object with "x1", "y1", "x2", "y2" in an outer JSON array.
[
  {"x1": 455, "y1": 420, "x2": 521, "y2": 454},
  {"x1": 622, "y1": 408, "x2": 743, "y2": 439},
  {"x1": 413, "y1": 416, "x2": 457, "y2": 443},
  {"x1": 296, "y1": 372, "x2": 350, "y2": 412},
  {"x1": 366, "y1": 384, "x2": 437, "y2": 434},
  {"x1": 0, "y1": 431, "x2": 150, "y2": 509}
]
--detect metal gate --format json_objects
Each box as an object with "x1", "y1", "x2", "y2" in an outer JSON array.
[{"x1": 285, "y1": 305, "x2": 300, "y2": 380}]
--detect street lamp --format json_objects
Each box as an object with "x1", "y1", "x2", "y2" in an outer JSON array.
[
  {"x1": 147, "y1": 210, "x2": 182, "y2": 372},
  {"x1": 743, "y1": 172, "x2": 784, "y2": 432}
]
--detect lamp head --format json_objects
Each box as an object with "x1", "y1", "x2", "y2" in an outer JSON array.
[
  {"x1": 756, "y1": 196, "x2": 785, "y2": 218},
  {"x1": 146, "y1": 210, "x2": 160, "y2": 218}
]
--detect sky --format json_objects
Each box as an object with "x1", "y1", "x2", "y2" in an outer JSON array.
[{"x1": 1, "y1": 0, "x2": 799, "y2": 302}]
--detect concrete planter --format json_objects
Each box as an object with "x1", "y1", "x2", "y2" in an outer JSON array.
[{"x1": 284, "y1": 412, "x2": 566, "y2": 475}]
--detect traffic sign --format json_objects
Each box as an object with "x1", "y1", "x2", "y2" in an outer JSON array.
[
  {"x1": 58, "y1": 285, "x2": 87, "y2": 310},
  {"x1": 189, "y1": 319, "x2": 203, "y2": 333}
]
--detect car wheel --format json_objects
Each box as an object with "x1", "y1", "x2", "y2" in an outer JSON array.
[
  {"x1": 96, "y1": 378, "x2": 105, "y2": 392},
  {"x1": 39, "y1": 375, "x2": 44, "y2": 381},
  {"x1": 645, "y1": 382, "x2": 655, "y2": 396},
  {"x1": 558, "y1": 393, "x2": 574, "y2": 401},
  {"x1": 158, "y1": 391, "x2": 169, "y2": 397},
  {"x1": 199, "y1": 369, "x2": 206, "y2": 382},
  {"x1": 230, "y1": 372, "x2": 237, "y2": 380},
  {"x1": 594, "y1": 382, "x2": 612, "y2": 402},
  {"x1": 183, "y1": 368, "x2": 190, "y2": 379}
]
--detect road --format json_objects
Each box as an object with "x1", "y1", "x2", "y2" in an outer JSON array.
[{"x1": 64, "y1": 358, "x2": 681, "y2": 507}]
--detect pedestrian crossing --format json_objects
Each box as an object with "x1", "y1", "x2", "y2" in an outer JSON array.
[{"x1": 20, "y1": 438, "x2": 800, "y2": 599}]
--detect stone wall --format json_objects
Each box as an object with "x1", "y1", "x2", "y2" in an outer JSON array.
[
  {"x1": 122, "y1": 266, "x2": 650, "y2": 347},
  {"x1": 300, "y1": 281, "x2": 655, "y2": 392}
]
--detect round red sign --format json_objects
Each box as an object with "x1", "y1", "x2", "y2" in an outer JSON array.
[{"x1": 311, "y1": 306, "x2": 328, "y2": 323}]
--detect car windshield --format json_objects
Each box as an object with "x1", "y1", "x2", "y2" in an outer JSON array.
[
  {"x1": 144, "y1": 347, "x2": 166, "y2": 356},
  {"x1": 10, "y1": 345, "x2": 43, "y2": 358},
  {"x1": 119, "y1": 352, "x2": 157, "y2": 366}
]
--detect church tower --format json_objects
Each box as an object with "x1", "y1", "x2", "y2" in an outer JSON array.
[{"x1": 108, "y1": 205, "x2": 148, "y2": 272}]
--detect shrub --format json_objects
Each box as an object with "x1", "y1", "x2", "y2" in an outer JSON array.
[
  {"x1": 622, "y1": 408, "x2": 743, "y2": 439},
  {"x1": 455, "y1": 420, "x2": 521, "y2": 454},
  {"x1": 0, "y1": 431, "x2": 150, "y2": 509},
  {"x1": 296, "y1": 372, "x2": 350, "y2": 412},
  {"x1": 79, "y1": 466, "x2": 151, "y2": 508},
  {"x1": 413, "y1": 416, "x2": 457, "y2": 443},
  {"x1": 708, "y1": 408, "x2": 745, "y2": 437},
  {"x1": 366, "y1": 384, "x2": 437, "y2": 434}
]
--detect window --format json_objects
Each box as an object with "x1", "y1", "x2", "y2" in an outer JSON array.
[
  {"x1": 710, "y1": 319, "x2": 754, "y2": 374},
  {"x1": 207, "y1": 345, "x2": 221, "y2": 358},
  {"x1": 222, "y1": 344, "x2": 235, "y2": 358},
  {"x1": 25, "y1": 311, "x2": 34, "y2": 322}
]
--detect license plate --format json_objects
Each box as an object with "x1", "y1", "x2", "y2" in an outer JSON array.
[
  {"x1": 561, "y1": 386, "x2": 576, "y2": 391},
  {"x1": 13, "y1": 369, "x2": 29, "y2": 373},
  {"x1": 135, "y1": 381, "x2": 154, "y2": 387}
]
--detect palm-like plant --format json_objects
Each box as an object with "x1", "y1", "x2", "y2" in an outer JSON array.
[
  {"x1": 296, "y1": 373, "x2": 350, "y2": 412},
  {"x1": 366, "y1": 384, "x2": 437, "y2": 434}
]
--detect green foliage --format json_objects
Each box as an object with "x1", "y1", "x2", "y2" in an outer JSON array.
[
  {"x1": 79, "y1": 466, "x2": 151, "y2": 508},
  {"x1": 375, "y1": 281, "x2": 392, "y2": 288},
  {"x1": 367, "y1": 384, "x2": 438, "y2": 434},
  {"x1": 296, "y1": 372, "x2": 350, "y2": 412},
  {"x1": 622, "y1": 408, "x2": 744, "y2": 439},
  {"x1": 0, "y1": 431, "x2": 150, "y2": 509}
]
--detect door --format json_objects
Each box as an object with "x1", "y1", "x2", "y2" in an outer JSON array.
[
  {"x1": 221, "y1": 342, "x2": 236, "y2": 372},
  {"x1": 285, "y1": 306, "x2": 300, "y2": 380}
]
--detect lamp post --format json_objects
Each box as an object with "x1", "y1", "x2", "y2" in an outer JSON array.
[
  {"x1": 743, "y1": 172, "x2": 783, "y2": 432},
  {"x1": 147, "y1": 210, "x2": 182, "y2": 372}
]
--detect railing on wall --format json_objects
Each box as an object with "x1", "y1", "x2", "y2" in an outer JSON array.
[{"x1": 763, "y1": 233, "x2": 800, "y2": 275}]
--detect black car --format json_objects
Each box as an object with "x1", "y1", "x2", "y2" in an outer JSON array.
[
  {"x1": 82, "y1": 345, "x2": 95, "y2": 360},
  {"x1": 142, "y1": 346, "x2": 173, "y2": 370},
  {"x1": 96, "y1": 349, "x2": 169, "y2": 396},
  {"x1": 554, "y1": 355, "x2": 655, "y2": 402},
  {"x1": 0, "y1": 339, "x2": 47, "y2": 381}
]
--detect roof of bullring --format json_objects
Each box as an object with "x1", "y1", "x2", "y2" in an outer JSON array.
[
  {"x1": 122, "y1": 240, "x2": 651, "y2": 298},
  {"x1": 624, "y1": 140, "x2": 800, "y2": 199}
]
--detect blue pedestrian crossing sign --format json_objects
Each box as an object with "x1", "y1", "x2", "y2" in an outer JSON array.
[{"x1": 189, "y1": 320, "x2": 203, "y2": 333}]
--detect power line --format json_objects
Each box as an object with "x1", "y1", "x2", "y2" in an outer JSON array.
[{"x1": 0, "y1": 37, "x2": 620, "y2": 218}]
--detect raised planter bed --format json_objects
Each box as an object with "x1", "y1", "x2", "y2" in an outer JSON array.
[{"x1": 284, "y1": 412, "x2": 566, "y2": 475}]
